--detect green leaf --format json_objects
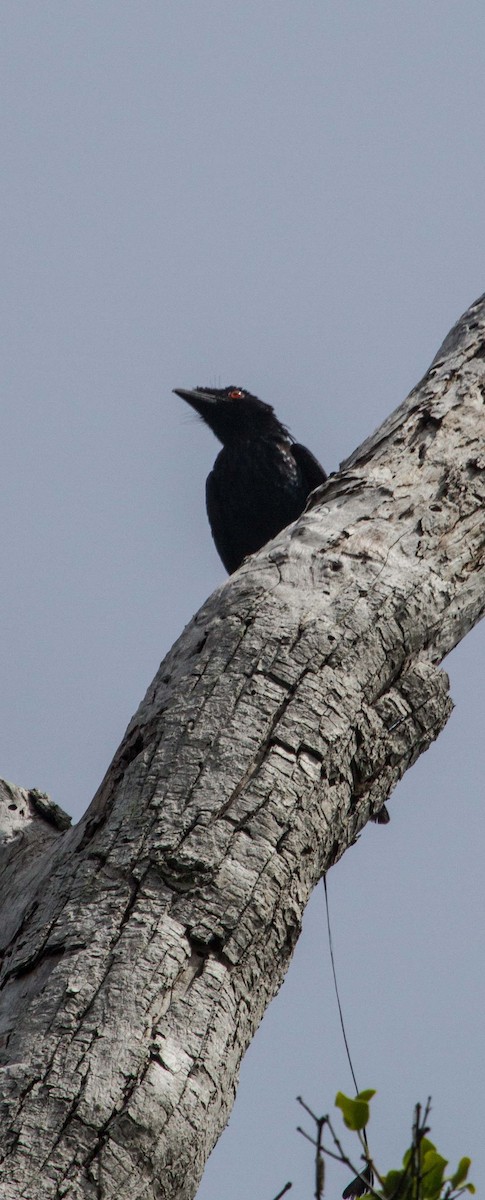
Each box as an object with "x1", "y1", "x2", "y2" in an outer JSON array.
[
  {"x1": 381, "y1": 1169, "x2": 406, "y2": 1198},
  {"x1": 335, "y1": 1091, "x2": 372, "y2": 1131},
  {"x1": 419, "y1": 1137, "x2": 438, "y2": 1159},
  {"x1": 449, "y1": 1157, "x2": 471, "y2": 1188},
  {"x1": 465, "y1": 1184, "x2": 476, "y2": 1194},
  {"x1": 421, "y1": 1150, "x2": 447, "y2": 1197},
  {"x1": 356, "y1": 1089, "x2": 376, "y2": 1103}
]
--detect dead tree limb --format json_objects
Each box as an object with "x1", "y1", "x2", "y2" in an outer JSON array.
[{"x1": 1, "y1": 295, "x2": 484, "y2": 1200}]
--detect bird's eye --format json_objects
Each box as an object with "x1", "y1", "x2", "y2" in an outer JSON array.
[{"x1": 228, "y1": 389, "x2": 245, "y2": 399}]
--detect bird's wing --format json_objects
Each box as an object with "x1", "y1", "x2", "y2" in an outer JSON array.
[
  {"x1": 292, "y1": 442, "x2": 328, "y2": 491},
  {"x1": 206, "y1": 469, "x2": 235, "y2": 574}
]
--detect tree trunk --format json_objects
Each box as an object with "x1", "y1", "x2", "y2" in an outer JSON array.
[{"x1": 1, "y1": 295, "x2": 484, "y2": 1200}]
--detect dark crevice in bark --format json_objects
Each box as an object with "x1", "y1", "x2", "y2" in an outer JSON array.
[
  {"x1": 8, "y1": 945, "x2": 85, "y2": 983},
  {"x1": 185, "y1": 930, "x2": 229, "y2": 964}
]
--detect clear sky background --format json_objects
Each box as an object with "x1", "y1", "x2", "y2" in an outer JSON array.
[{"x1": 2, "y1": 3, "x2": 484, "y2": 1197}]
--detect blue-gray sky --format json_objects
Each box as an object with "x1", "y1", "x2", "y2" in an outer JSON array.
[{"x1": 2, "y1": 3, "x2": 484, "y2": 1196}]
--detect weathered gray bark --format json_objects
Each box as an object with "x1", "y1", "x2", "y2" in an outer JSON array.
[{"x1": 1, "y1": 294, "x2": 484, "y2": 1200}]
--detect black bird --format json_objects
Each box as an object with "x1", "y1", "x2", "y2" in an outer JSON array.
[
  {"x1": 173, "y1": 384, "x2": 390, "y2": 826},
  {"x1": 172, "y1": 384, "x2": 327, "y2": 574}
]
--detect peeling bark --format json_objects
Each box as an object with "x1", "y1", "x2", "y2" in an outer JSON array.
[{"x1": 1, "y1": 295, "x2": 484, "y2": 1200}]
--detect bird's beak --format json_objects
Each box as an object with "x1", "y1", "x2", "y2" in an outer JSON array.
[{"x1": 173, "y1": 388, "x2": 218, "y2": 409}]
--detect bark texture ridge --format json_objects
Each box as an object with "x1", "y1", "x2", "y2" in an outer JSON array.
[{"x1": 1, "y1": 294, "x2": 485, "y2": 1200}]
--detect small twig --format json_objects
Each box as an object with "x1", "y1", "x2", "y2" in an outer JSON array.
[
  {"x1": 297, "y1": 1131, "x2": 350, "y2": 1166},
  {"x1": 297, "y1": 1126, "x2": 319, "y2": 1149},
  {"x1": 297, "y1": 1096, "x2": 321, "y2": 1122},
  {"x1": 271, "y1": 1183, "x2": 292, "y2": 1200}
]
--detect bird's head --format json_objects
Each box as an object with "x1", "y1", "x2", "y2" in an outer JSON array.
[{"x1": 172, "y1": 385, "x2": 284, "y2": 444}]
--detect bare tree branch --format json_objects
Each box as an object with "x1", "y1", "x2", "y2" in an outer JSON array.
[{"x1": 1, "y1": 294, "x2": 484, "y2": 1199}]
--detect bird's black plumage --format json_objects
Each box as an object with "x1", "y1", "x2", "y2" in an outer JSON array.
[{"x1": 172, "y1": 384, "x2": 327, "y2": 573}]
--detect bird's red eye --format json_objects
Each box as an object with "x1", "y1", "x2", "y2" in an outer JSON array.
[{"x1": 228, "y1": 389, "x2": 245, "y2": 399}]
